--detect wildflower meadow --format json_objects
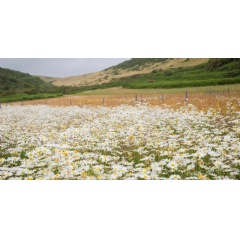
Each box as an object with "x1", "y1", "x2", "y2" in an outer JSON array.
[{"x1": 0, "y1": 93, "x2": 240, "y2": 180}]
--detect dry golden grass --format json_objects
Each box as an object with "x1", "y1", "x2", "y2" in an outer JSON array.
[
  {"x1": 50, "y1": 58, "x2": 209, "y2": 87},
  {"x1": 11, "y1": 90, "x2": 240, "y2": 115}
]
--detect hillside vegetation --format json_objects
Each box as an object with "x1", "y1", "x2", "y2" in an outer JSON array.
[
  {"x1": 107, "y1": 58, "x2": 240, "y2": 89},
  {"x1": 51, "y1": 58, "x2": 208, "y2": 87},
  {"x1": 0, "y1": 67, "x2": 56, "y2": 95},
  {"x1": 0, "y1": 67, "x2": 64, "y2": 102},
  {"x1": 104, "y1": 58, "x2": 169, "y2": 71},
  {"x1": 37, "y1": 75, "x2": 59, "y2": 83},
  {"x1": 66, "y1": 58, "x2": 240, "y2": 93}
]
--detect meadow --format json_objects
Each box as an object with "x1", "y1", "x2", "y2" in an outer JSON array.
[{"x1": 1, "y1": 86, "x2": 240, "y2": 180}]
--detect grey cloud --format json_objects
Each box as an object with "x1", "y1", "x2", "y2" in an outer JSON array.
[{"x1": 0, "y1": 58, "x2": 130, "y2": 77}]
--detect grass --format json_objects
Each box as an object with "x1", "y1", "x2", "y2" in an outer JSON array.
[
  {"x1": 0, "y1": 67, "x2": 79, "y2": 101},
  {"x1": 0, "y1": 93, "x2": 63, "y2": 103},
  {"x1": 0, "y1": 67, "x2": 56, "y2": 96},
  {"x1": 67, "y1": 59, "x2": 240, "y2": 94},
  {"x1": 0, "y1": 67, "x2": 86, "y2": 103},
  {"x1": 107, "y1": 59, "x2": 240, "y2": 89},
  {"x1": 11, "y1": 87, "x2": 240, "y2": 117},
  {"x1": 104, "y1": 58, "x2": 169, "y2": 71},
  {"x1": 78, "y1": 84, "x2": 240, "y2": 96}
]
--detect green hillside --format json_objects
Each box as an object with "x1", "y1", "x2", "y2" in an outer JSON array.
[
  {"x1": 0, "y1": 67, "x2": 63, "y2": 102},
  {"x1": 105, "y1": 58, "x2": 169, "y2": 71},
  {"x1": 69, "y1": 58, "x2": 240, "y2": 93},
  {"x1": 0, "y1": 67, "x2": 56, "y2": 95},
  {"x1": 102, "y1": 58, "x2": 240, "y2": 89}
]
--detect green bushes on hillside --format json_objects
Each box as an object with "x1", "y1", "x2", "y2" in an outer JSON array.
[
  {"x1": 104, "y1": 58, "x2": 169, "y2": 71},
  {"x1": 105, "y1": 58, "x2": 240, "y2": 89},
  {"x1": 0, "y1": 67, "x2": 55, "y2": 96}
]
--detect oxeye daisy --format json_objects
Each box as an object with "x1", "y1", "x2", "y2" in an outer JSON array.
[
  {"x1": 1, "y1": 99, "x2": 239, "y2": 180},
  {"x1": 169, "y1": 175, "x2": 181, "y2": 180},
  {"x1": 214, "y1": 160, "x2": 223, "y2": 168},
  {"x1": 167, "y1": 161, "x2": 178, "y2": 170}
]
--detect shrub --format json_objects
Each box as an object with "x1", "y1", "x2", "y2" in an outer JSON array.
[{"x1": 164, "y1": 71, "x2": 172, "y2": 76}]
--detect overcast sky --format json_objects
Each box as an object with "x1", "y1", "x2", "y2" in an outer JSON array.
[{"x1": 0, "y1": 58, "x2": 130, "y2": 77}]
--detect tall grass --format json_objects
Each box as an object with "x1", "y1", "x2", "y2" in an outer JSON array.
[{"x1": 0, "y1": 93, "x2": 63, "y2": 103}]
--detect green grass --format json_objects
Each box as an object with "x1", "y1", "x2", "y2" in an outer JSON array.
[
  {"x1": 0, "y1": 67, "x2": 56, "y2": 96},
  {"x1": 107, "y1": 59, "x2": 240, "y2": 89},
  {"x1": 76, "y1": 59, "x2": 240, "y2": 93},
  {"x1": 0, "y1": 93, "x2": 63, "y2": 103},
  {"x1": 0, "y1": 67, "x2": 82, "y2": 102},
  {"x1": 78, "y1": 84, "x2": 240, "y2": 96}
]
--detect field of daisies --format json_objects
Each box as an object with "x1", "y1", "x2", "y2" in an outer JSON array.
[{"x1": 0, "y1": 103, "x2": 240, "y2": 180}]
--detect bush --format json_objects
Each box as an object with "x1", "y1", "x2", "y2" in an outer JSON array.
[
  {"x1": 205, "y1": 58, "x2": 240, "y2": 71},
  {"x1": 205, "y1": 59, "x2": 223, "y2": 71},
  {"x1": 164, "y1": 71, "x2": 172, "y2": 76}
]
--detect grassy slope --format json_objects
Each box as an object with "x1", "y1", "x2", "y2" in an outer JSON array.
[
  {"x1": 0, "y1": 67, "x2": 56, "y2": 94},
  {"x1": 36, "y1": 75, "x2": 59, "y2": 83},
  {"x1": 0, "y1": 67, "x2": 63, "y2": 102},
  {"x1": 104, "y1": 58, "x2": 240, "y2": 89},
  {"x1": 78, "y1": 84, "x2": 240, "y2": 96},
  {"x1": 64, "y1": 59, "x2": 239, "y2": 95},
  {"x1": 104, "y1": 58, "x2": 169, "y2": 71},
  {"x1": 51, "y1": 58, "x2": 208, "y2": 87}
]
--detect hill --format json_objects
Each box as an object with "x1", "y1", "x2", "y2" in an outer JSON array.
[
  {"x1": 0, "y1": 67, "x2": 62, "y2": 102},
  {"x1": 36, "y1": 75, "x2": 60, "y2": 83},
  {"x1": 50, "y1": 58, "x2": 240, "y2": 92},
  {"x1": 50, "y1": 58, "x2": 208, "y2": 87},
  {"x1": 106, "y1": 58, "x2": 240, "y2": 89}
]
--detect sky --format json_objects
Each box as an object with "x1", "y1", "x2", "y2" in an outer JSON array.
[{"x1": 0, "y1": 58, "x2": 130, "y2": 78}]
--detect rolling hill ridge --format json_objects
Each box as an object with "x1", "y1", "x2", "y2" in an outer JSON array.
[
  {"x1": 1, "y1": 58, "x2": 240, "y2": 102},
  {"x1": 47, "y1": 58, "x2": 208, "y2": 87},
  {"x1": 46, "y1": 58, "x2": 240, "y2": 91},
  {"x1": 48, "y1": 58, "x2": 209, "y2": 87}
]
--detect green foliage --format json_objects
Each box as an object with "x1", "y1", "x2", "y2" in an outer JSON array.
[
  {"x1": 0, "y1": 67, "x2": 82, "y2": 102},
  {"x1": 0, "y1": 67, "x2": 55, "y2": 96},
  {"x1": 163, "y1": 71, "x2": 172, "y2": 76},
  {"x1": 205, "y1": 58, "x2": 240, "y2": 71},
  {"x1": 104, "y1": 58, "x2": 169, "y2": 71},
  {"x1": 99, "y1": 58, "x2": 240, "y2": 89},
  {"x1": 0, "y1": 93, "x2": 64, "y2": 103}
]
